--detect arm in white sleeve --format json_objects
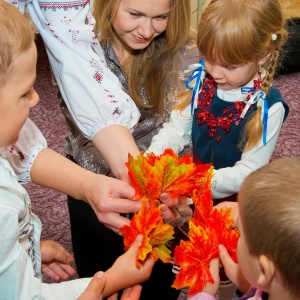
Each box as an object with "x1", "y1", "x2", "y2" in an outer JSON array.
[
  {"x1": 212, "y1": 102, "x2": 285, "y2": 199},
  {"x1": 23, "y1": 0, "x2": 140, "y2": 140},
  {"x1": 147, "y1": 103, "x2": 193, "y2": 155},
  {"x1": 0, "y1": 118, "x2": 47, "y2": 184}
]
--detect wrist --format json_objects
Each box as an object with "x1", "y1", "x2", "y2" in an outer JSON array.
[{"x1": 78, "y1": 172, "x2": 105, "y2": 205}]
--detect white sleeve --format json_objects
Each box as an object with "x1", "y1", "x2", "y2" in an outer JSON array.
[
  {"x1": 40, "y1": 278, "x2": 92, "y2": 300},
  {"x1": 212, "y1": 102, "x2": 285, "y2": 199},
  {"x1": 147, "y1": 103, "x2": 193, "y2": 155},
  {"x1": 0, "y1": 118, "x2": 47, "y2": 184},
  {"x1": 24, "y1": 0, "x2": 140, "y2": 140}
]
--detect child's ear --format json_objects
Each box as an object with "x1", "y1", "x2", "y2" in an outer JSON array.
[{"x1": 256, "y1": 254, "x2": 275, "y2": 290}]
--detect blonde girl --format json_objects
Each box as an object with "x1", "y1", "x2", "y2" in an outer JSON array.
[{"x1": 148, "y1": 0, "x2": 289, "y2": 201}]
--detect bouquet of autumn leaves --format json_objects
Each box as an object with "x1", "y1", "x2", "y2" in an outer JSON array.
[{"x1": 119, "y1": 149, "x2": 239, "y2": 296}]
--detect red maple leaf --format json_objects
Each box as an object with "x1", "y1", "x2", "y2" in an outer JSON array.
[
  {"x1": 172, "y1": 218, "x2": 219, "y2": 294},
  {"x1": 173, "y1": 205, "x2": 239, "y2": 295}
]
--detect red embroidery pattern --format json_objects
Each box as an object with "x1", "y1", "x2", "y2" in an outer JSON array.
[
  {"x1": 39, "y1": 0, "x2": 89, "y2": 11},
  {"x1": 196, "y1": 76, "x2": 262, "y2": 142},
  {"x1": 113, "y1": 107, "x2": 121, "y2": 115},
  {"x1": 93, "y1": 71, "x2": 102, "y2": 83}
]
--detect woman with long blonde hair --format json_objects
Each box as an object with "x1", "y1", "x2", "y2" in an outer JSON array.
[{"x1": 61, "y1": 1, "x2": 199, "y2": 299}]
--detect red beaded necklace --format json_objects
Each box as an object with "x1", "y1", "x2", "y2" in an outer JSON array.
[{"x1": 196, "y1": 75, "x2": 262, "y2": 142}]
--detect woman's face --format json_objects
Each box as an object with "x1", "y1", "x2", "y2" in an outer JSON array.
[{"x1": 112, "y1": 0, "x2": 170, "y2": 51}]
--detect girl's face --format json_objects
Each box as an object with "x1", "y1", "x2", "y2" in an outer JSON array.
[
  {"x1": 204, "y1": 58, "x2": 261, "y2": 90},
  {"x1": 0, "y1": 43, "x2": 39, "y2": 147},
  {"x1": 112, "y1": 0, "x2": 170, "y2": 51}
]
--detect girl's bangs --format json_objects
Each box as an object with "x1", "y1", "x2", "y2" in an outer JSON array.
[{"x1": 198, "y1": 19, "x2": 255, "y2": 66}]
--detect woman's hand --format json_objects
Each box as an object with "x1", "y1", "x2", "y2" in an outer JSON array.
[
  {"x1": 81, "y1": 173, "x2": 142, "y2": 234},
  {"x1": 159, "y1": 193, "x2": 193, "y2": 226}
]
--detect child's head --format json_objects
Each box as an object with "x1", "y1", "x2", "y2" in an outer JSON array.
[
  {"x1": 0, "y1": 1, "x2": 39, "y2": 147},
  {"x1": 197, "y1": 0, "x2": 287, "y2": 94},
  {"x1": 238, "y1": 158, "x2": 300, "y2": 298},
  {"x1": 0, "y1": 2, "x2": 35, "y2": 86},
  {"x1": 195, "y1": 0, "x2": 287, "y2": 151}
]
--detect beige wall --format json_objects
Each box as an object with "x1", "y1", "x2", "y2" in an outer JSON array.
[
  {"x1": 191, "y1": 0, "x2": 200, "y2": 30},
  {"x1": 279, "y1": 0, "x2": 300, "y2": 19},
  {"x1": 191, "y1": 0, "x2": 300, "y2": 30},
  {"x1": 190, "y1": 0, "x2": 211, "y2": 30}
]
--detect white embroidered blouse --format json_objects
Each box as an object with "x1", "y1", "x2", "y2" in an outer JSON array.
[{"x1": 11, "y1": 0, "x2": 140, "y2": 141}]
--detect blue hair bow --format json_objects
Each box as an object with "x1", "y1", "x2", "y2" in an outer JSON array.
[
  {"x1": 185, "y1": 59, "x2": 205, "y2": 115},
  {"x1": 241, "y1": 87, "x2": 268, "y2": 145}
]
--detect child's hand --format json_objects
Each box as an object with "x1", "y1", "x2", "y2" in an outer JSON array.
[
  {"x1": 218, "y1": 244, "x2": 250, "y2": 293},
  {"x1": 40, "y1": 240, "x2": 76, "y2": 280},
  {"x1": 119, "y1": 285, "x2": 142, "y2": 300},
  {"x1": 202, "y1": 257, "x2": 220, "y2": 296},
  {"x1": 103, "y1": 234, "x2": 155, "y2": 298},
  {"x1": 78, "y1": 271, "x2": 106, "y2": 300}
]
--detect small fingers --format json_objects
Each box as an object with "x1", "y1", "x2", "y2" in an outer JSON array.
[
  {"x1": 218, "y1": 244, "x2": 236, "y2": 270},
  {"x1": 42, "y1": 262, "x2": 76, "y2": 281},
  {"x1": 120, "y1": 285, "x2": 142, "y2": 300},
  {"x1": 107, "y1": 293, "x2": 118, "y2": 300}
]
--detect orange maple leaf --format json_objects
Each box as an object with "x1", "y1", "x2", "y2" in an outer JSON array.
[
  {"x1": 192, "y1": 179, "x2": 213, "y2": 222},
  {"x1": 126, "y1": 152, "x2": 159, "y2": 201},
  {"x1": 126, "y1": 149, "x2": 212, "y2": 201},
  {"x1": 119, "y1": 201, "x2": 174, "y2": 268}
]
